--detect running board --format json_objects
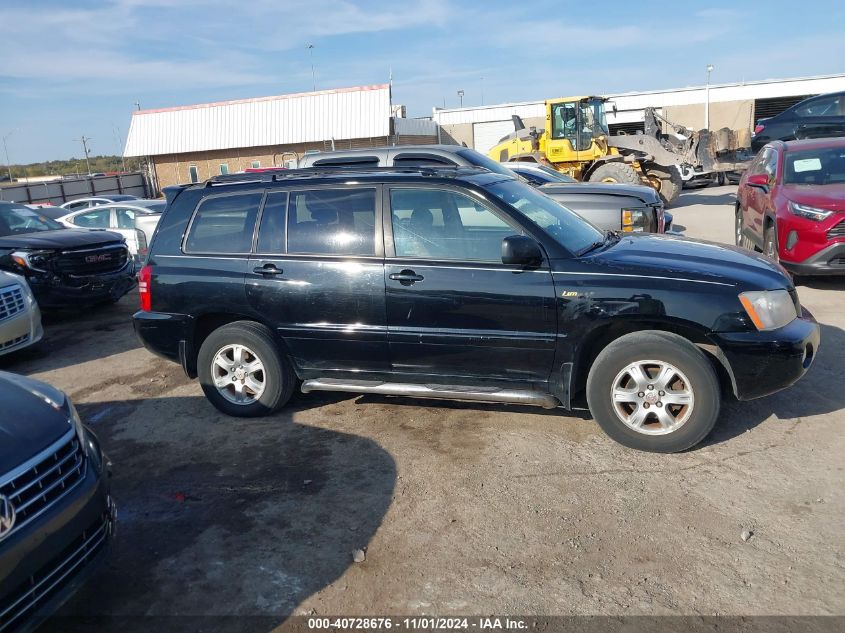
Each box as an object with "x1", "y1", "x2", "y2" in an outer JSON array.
[{"x1": 300, "y1": 378, "x2": 559, "y2": 409}]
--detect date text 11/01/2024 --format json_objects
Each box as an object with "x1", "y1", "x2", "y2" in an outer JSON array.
[{"x1": 306, "y1": 617, "x2": 527, "y2": 630}]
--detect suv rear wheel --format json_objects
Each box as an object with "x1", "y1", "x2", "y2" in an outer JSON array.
[
  {"x1": 586, "y1": 331, "x2": 720, "y2": 452},
  {"x1": 197, "y1": 321, "x2": 295, "y2": 417}
]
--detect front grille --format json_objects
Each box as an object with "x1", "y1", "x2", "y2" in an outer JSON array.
[
  {"x1": 52, "y1": 244, "x2": 129, "y2": 276},
  {"x1": 0, "y1": 430, "x2": 85, "y2": 537},
  {"x1": 0, "y1": 334, "x2": 29, "y2": 352},
  {"x1": 0, "y1": 513, "x2": 110, "y2": 632},
  {"x1": 0, "y1": 285, "x2": 25, "y2": 322},
  {"x1": 827, "y1": 220, "x2": 845, "y2": 240}
]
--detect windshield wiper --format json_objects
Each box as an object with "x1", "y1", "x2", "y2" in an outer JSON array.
[{"x1": 577, "y1": 230, "x2": 618, "y2": 256}]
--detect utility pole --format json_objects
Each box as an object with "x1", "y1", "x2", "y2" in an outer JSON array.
[
  {"x1": 457, "y1": 89, "x2": 464, "y2": 107},
  {"x1": 76, "y1": 136, "x2": 93, "y2": 175},
  {"x1": 705, "y1": 64, "x2": 714, "y2": 130},
  {"x1": 1, "y1": 130, "x2": 14, "y2": 183},
  {"x1": 307, "y1": 44, "x2": 316, "y2": 91},
  {"x1": 113, "y1": 125, "x2": 127, "y2": 172}
]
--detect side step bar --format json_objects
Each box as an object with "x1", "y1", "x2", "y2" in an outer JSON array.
[{"x1": 300, "y1": 378, "x2": 559, "y2": 409}]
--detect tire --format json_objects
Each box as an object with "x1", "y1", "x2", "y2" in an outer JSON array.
[
  {"x1": 716, "y1": 172, "x2": 727, "y2": 186},
  {"x1": 644, "y1": 163, "x2": 683, "y2": 206},
  {"x1": 763, "y1": 224, "x2": 779, "y2": 262},
  {"x1": 586, "y1": 331, "x2": 720, "y2": 453},
  {"x1": 588, "y1": 162, "x2": 640, "y2": 186},
  {"x1": 197, "y1": 320, "x2": 295, "y2": 417}
]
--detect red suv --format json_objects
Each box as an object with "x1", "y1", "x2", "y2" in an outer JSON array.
[{"x1": 736, "y1": 138, "x2": 845, "y2": 276}]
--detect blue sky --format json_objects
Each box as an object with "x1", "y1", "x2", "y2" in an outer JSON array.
[{"x1": 1, "y1": 0, "x2": 843, "y2": 163}]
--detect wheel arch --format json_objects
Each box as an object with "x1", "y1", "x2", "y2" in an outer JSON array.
[
  {"x1": 185, "y1": 312, "x2": 294, "y2": 379},
  {"x1": 569, "y1": 319, "x2": 735, "y2": 402}
]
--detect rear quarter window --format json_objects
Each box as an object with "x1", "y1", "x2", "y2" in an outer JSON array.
[{"x1": 184, "y1": 192, "x2": 263, "y2": 254}]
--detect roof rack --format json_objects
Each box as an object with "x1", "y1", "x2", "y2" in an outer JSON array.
[{"x1": 204, "y1": 165, "x2": 484, "y2": 186}]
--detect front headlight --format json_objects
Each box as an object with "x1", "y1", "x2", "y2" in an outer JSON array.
[
  {"x1": 67, "y1": 399, "x2": 89, "y2": 456},
  {"x1": 739, "y1": 289, "x2": 797, "y2": 331},
  {"x1": 788, "y1": 201, "x2": 833, "y2": 222},
  {"x1": 622, "y1": 208, "x2": 647, "y2": 232},
  {"x1": 10, "y1": 250, "x2": 52, "y2": 272}
]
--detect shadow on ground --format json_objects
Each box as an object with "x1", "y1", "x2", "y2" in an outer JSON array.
[
  {"x1": 50, "y1": 395, "x2": 396, "y2": 632},
  {"x1": 0, "y1": 297, "x2": 140, "y2": 374},
  {"x1": 675, "y1": 190, "x2": 737, "y2": 207}
]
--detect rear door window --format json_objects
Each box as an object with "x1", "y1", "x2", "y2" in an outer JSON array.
[
  {"x1": 287, "y1": 188, "x2": 377, "y2": 256},
  {"x1": 72, "y1": 208, "x2": 111, "y2": 228},
  {"x1": 115, "y1": 207, "x2": 136, "y2": 229},
  {"x1": 184, "y1": 192, "x2": 263, "y2": 253},
  {"x1": 255, "y1": 191, "x2": 289, "y2": 254}
]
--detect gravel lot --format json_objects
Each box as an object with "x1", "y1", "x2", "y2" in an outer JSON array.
[{"x1": 3, "y1": 185, "x2": 843, "y2": 626}]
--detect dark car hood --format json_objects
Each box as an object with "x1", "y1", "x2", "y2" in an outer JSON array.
[
  {"x1": 584, "y1": 233, "x2": 791, "y2": 290},
  {"x1": 0, "y1": 372, "x2": 71, "y2": 474},
  {"x1": 782, "y1": 184, "x2": 845, "y2": 212},
  {"x1": 0, "y1": 228, "x2": 124, "y2": 250},
  {"x1": 541, "y1": 182, "x2": 660, "y2": 204}
]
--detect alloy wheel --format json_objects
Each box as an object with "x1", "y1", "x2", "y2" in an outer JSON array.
[
  {"x1": 610, "y1": 360, "x2": 694, "y2": 435},
  {"x1": 211, "y1": 344, "x2": 266, "y2": 405}
]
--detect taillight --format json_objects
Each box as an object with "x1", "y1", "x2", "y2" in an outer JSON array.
[
  {"x1": 753, "y1": 124, "x2": 765, "y2": 135},
  {"x1": 138, "y1": 264, "x2": 152, "y2": 311}
]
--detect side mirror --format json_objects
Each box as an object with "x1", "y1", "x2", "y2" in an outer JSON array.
[
  {"x1": 747, "y1": 173, "x2": 770, "y2": 188},
  {"x1": 502, "y1": 235, "x2": 542, "y2": 267}
]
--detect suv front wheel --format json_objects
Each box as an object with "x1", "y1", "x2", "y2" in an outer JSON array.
[
  {"x1": 586, "y1": 331, "x2": 720, "y2": 452},
  {"x1": 197, "y1": 321, "x2": 295, "y2": 417}
]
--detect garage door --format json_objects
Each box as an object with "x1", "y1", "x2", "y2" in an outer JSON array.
[{"x1": 473, "y1": 120, "x2": 518, "y2": 155}]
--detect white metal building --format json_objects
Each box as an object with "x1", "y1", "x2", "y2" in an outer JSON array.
[
  {"x1": 432, "y1": 73, "x2": 845, "y2": 153},
  {"x1": 124, "y1": 84, "x2": 437, "y2": 189}
]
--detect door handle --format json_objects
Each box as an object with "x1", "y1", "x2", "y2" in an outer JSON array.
[
  {"x1": 389, "y1": 269, "x2": 424, "y2": 285},
  {"x1": 253, "y1": 264, "x2": 284, "y2": 276}
]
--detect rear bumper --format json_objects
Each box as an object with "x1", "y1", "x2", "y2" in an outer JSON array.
[
  {"x1": 27, "y1": 265, "x2": 137, "y2": 309},
  {"x1": 0, "y1": 441, "x2": 114, "y2": 633},
  {"x1": 781, "y1": 241, "x2": 845, "y2": 276},
  {"x1": 710, "y1": 309, "x2": 820, "y2": 401},
  {"x1": 133, "y1": 310, "x2": 195, "y2": 374}
]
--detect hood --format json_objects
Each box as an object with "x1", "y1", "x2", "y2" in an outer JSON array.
[
  {"x1": 541, "y1": 182, "x2": 660, "y2": 204},
  {"x1": 782, "y1": 184, "x2": 845, "y2": 212},
  {"x1": 0, "y1": 372, "x2": 71, "y2": 474},
  {"x1": 0, "y1": 228, "x2": 125, "y2": 251},
  {"x1": 585, "y1": 233, "x2": 791, "y2": 290}
]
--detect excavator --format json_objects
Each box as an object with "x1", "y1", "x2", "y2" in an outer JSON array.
[{"x1": 486, "y1": 96, "x2": 752, "y2": 206}]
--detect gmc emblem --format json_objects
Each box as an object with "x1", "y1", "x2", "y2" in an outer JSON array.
[{"x1": 85, "y1": 253, "x2": 112, "y2": 263}]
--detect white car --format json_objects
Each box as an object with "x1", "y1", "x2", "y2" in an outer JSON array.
[
  {"x1": 56, "y1": 199, "x2": 166, "y2": 261},
  {"x1": 59, "y1": 194, "x2": 140, "y2": 211},
  {"x1": 0, "y1": 270, "x2": 42, "y2": 357}
]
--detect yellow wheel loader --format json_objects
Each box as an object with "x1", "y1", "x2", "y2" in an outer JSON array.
[{"x1": 487, "y1": 96, "x2": 751, "y2": 206}]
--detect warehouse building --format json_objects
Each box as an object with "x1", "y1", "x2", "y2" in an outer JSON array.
[
  {"x1": 124, "y1": 84, "x2": 437, "y2": 189},
  {"x1": 433, "y1": 73, "x2": 845, "y2": 154}
]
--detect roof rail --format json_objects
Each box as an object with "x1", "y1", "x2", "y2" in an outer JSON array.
[{"x1": 204, "y1": 165, "x2": 480, "y2": 186}]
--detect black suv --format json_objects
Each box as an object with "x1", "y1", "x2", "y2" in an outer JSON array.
[
  {"x1": 752, "y1": 91, "x2": 845, "y2": 152},
  {"x1": 133, "y1": 167, "x2": 819, "y2": 453}
]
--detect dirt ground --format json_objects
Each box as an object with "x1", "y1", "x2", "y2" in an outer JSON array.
[{"x1": 3, "y1": 185, "x2": 843, "y2": 627}]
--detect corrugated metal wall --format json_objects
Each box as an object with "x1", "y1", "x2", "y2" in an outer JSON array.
[{"x1": 125, "y1": 85, "x2": 391, "y2": 157}]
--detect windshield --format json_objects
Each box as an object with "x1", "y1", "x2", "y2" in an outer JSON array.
[
  {"x1": 783, "y1": 146, "x2": 845, "y2": 185},
  {"x1": 486, "y1": 179, "x2": 604, "y2": 255},
  {"x1": 456, "y1": 149, "x2": 518, "y2": 177},
  {"x1": 0, "y1": 204, "x2": 65, "y2": 237},
  {"x1": 550, "y1": 99, "x2": 609, "y2": 150}
]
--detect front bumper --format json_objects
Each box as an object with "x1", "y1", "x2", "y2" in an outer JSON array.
[
  {"x1": 0, "y1": 303, "x2": 42, "y2": 357},
  {"x1": 27, "y1": 265, "x2": 137, "y2": 309},
  {"x1": 780, "y1": 241, "x2": 845, "y2": 276},
  {"x1": 0, "y1": 437, "x2": 114, "y2": 633},
  {"x1": 710, "y1": 309, "x2": 820, "y2": 401}
]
